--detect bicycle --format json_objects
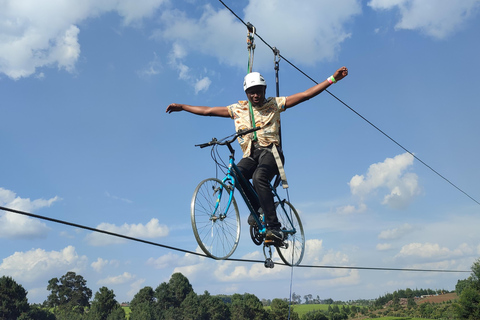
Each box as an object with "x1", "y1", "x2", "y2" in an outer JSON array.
[{"x1": 191, "y1": 128, "x2": 305, "y2": 268}]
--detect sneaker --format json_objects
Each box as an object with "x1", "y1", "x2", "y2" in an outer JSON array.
[
  {"x1": 265, "y1": 228, "x2": 284, "y2": 242},
  {"x1": 248, "y1": 214, "x2": 257, "y2": 226}
]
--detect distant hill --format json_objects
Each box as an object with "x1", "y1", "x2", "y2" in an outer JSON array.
[{"x1": 417, "y1": 292, "x2": 458, "y2": 304}]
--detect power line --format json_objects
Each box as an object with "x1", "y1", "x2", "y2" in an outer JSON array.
[
  {"x1": 217, "y1": 0, "x2": 480, "y2": 206},
  {"x1": 0, "y1": 205, "x2": 470, "y2": 273}
]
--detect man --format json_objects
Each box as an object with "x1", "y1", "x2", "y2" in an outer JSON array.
[{"x1": 166, "y1": 66, "x2": 348, "y2": 243}]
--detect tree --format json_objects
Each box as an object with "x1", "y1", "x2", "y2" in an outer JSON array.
[
  {"x1": 129, "y1": 286, "x2": 158, "y2": 320},
  {"x1": 472, "y1": 258, "x2": 480, "y2": 290},
  {"x1": 199, "y1": 291, "x2": 230, "y2": 320},
  {"x1": 291, "y1": 292, "x2": 302, "y2": 304},
  {"x1": 46, "y1": 271, "x2": 92, "y2": 314},
  {"x1": 230, "y1": 293, "x2": 267, "y2": 320},
  {"x1": 407, "y1": 297, "x2": 416, "y2": 308},
  {"x1": 0, "y1": 276, "x2": 30, "y2": 319},
  {"x1": 458, "y1": 284, "x2": 480, "y2": 319},
  {"x1": 457, "y1": 258, "x2": 480, "y2": 319},
  {"x1": 304, "y1": 294, "x2": 313, "y2": 304},
  {"x1": 303, "y1": 309, "x2": 328, "y2": 320},
  {"x1": 88, "y1": 286, "x2": 124, "y2": 320},
  {"x1": 269, "y1": 298, "x2": 299, "y2": 320},
  {"x1": 106, "y1": 305, "x2": 126, "y2": 320},
  {"x1": 28, "y1": 304, "x2": 56, "y2": 320},
  {"x1": 457, "y1": 278, "x2": 472, "y2": 296},
  {"x1": 155, "y1": 272, "x2": 194, "y2": 311},
  {"x1": 179, "y1": 291, "x2": 202, "y2": 320}
]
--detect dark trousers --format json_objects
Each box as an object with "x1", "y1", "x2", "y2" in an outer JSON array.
[{"x1": 236, "y1": 145, "x2": 284, "y2": 229}]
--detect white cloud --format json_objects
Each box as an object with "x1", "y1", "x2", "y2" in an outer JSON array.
[
  {"x1": 368, "y1": 0, "x2": 480, "y2": 39},
  {"x1": 0, "y1": 187, "x2": 59, "y2": 239},
  {"x1": 91, "y1": 257, "x2": 109, "y2": 273},
  {"x1": 194, "y1": 77, "x2": 212, "y2": 94},
  {"x1": 377, "y1": 243, "x2": 393, "y2": 251},
  {"x1": 168, "y1": 42, "x2": 191, "y2": 80},
  {"x1": 155, "y1": 1, "x2": 361, "y2": 85},
  {"x1": 311, "y1": 269, "x2": 360, "y2": 288},
  {"x1": 349, "y1": 153, "x2": 420, "y2": 209},
  {"x1": 395, "y1": 242, "x2": 474, "y2": 260},
  {"x1": 105, "y1": 191, "x2": 133, "y2": 204},
  {"x1": 98, "y1": 272, "x2": 135, "y2": 285},
  {"x1": 378, "y1": 223, "x2": 414, "y2": 240},
  {"x1": 243, "y1": 0, "x2": 362, "y2": 66},
  {"x1": 0, "y1": 246, "x2": 88, "y2": 283},
  {"x1": 128, "y1": 278, "x2": 146, "y2": 299},
  {"x1": 168, "y1": 238, "x2": 358, "y2": 289},
  {"x1": 86, "y1": 218, "x2": 169, "y2": 246},
  {"x1": 157, "y1": 5, "x2": 245, "y2": 69},
  {"x1": 0, "y1": 0, "x2": 168, "y2": 79},
  {"x1": 138, "y1": 52, "x2": 162, "y2": 77},
  {"x1": 147, "y1": 252, "x2": 198, "y2": 269},
  {"x1": 336, "y1": 203, "x2": 367, "y2": 215},
  {"x1": 167, "y1": 42, "x2": 212, "y2": 93},
  {"x1": 115, "y1": 0, "x2": 169, "y2": 26}
]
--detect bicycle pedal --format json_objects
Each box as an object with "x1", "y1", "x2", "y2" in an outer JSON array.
[
  {"x1": 264, "y1": 258, "x2": 274, "y2": 269},
  {"x1": 264, "y1": 239, "x2": 286, "y2": 248},
  {"x1": 263, "y1": 239, "x2": 275, "y2": 246}
]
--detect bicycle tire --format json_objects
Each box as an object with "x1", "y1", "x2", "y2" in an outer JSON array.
[
  {"x1": 275, "y1": 201, "x2": 305, "y2": 266},
  {"x1": 191, "y1": 178, "x2": 241, "y2": 260}
]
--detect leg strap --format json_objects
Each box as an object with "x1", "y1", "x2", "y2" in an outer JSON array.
[{"x1": 272, "y1": 144, "x2": 288, "y2": 189}]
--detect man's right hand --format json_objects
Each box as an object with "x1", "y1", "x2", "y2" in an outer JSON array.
[{"x1": 166, "y1": 103, "x2": 184, "y2": 113}]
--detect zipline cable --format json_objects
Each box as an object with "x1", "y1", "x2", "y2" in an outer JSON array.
[
  {"x1": 0, "y1": 1, "x2": 475, "y2": 280},
  {"x1": 217, "y1": 0, "x2": 480, "y2": 207},
  {"x1": 0, "y1": 205, "x2": 471, "y2": 273}
]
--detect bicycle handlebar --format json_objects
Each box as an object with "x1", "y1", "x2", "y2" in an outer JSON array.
[{"x1": 195, "y1": 127, "x2": 262, "y2": 148}]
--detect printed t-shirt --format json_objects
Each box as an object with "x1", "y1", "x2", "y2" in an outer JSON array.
[{"x1": 227, "y1": 97, "x2": 286, "y2": 158}]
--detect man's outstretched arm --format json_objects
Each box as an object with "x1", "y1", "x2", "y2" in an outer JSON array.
[
  {"x1": 285, "y1": 66, "x2": 348, "y2": 109},
  {"x1": 166, "y1": 103, "x2": 230, "y2": 118}
]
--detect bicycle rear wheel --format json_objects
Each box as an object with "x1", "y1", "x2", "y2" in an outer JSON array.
[
  {"x1": 191, "y1": 178, "x2": 240, "y2": 260},
  {"x1": 275, "y1": 201, "x2": 305, "y2": 266}
]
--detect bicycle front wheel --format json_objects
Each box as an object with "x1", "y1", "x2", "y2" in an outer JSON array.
[
  {"x1": 275, "y1": 201, "x2": 305, "y2": 266},
  {"x1": 191, "y1": 178, "x2": 241, "y2": 260}
]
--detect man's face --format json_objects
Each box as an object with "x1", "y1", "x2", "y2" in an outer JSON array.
[{"x1": 245, "y1": 85, "x2": 266, "y2": 107}]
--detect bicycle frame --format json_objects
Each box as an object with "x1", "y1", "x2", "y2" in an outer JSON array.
[
  {"x1": 218, "y1": 152, "x2": 297, "y2": 238},
  {"x1": 192, "y1": 128, "x2": 304, "y2": 265}
]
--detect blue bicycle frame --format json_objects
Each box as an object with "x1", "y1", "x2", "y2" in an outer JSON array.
[
  {"x1": 219, "y1": 154, "x2": 297, "y2": 237},
  {"x1": 192, "y1": 128, "x2": 304, "y2": 266}
]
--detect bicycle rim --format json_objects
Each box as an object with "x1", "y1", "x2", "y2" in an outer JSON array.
[
  {"x1": 275, "y1": 201, "x2": 305, "y2": 266},
  {"x1": 191, "y1": 178, "x2": 241, "y2": 260}
]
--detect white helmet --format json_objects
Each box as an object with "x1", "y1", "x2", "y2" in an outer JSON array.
[{"x1": 243, "y1": 72, "x2": 267, "y2": 91}]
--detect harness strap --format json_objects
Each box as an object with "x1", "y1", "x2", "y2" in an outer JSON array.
[
  {"x1": 246, "y1": 23, "x2": 258, "y2": 141},
  {"x1": 272, "y1": 144, "x2": 288, "y2": 189},
  {"x1": 248, "y1": 101, "x2": 258, "y2": 142},
  {"x1": 272, "y1": 48, "x2": 288, "y2": 189}
]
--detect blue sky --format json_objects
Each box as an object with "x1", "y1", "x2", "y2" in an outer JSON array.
[{"x1": 1, "y1": 0, "x2": 480, "y2": 304}]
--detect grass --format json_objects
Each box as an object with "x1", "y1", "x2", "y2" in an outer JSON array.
[
  {"x1": 289, "y1": 305, "x2": 436, "y2": 320},
  {"x1": 373, "y1": 318, "x2": 434, "y2": 320},
  {"x1": 290, "y1": 304, "x2": 333, "y2": 317},
  {"x1": 122, "y1": 306, "x2": 131, "y2": 319}
]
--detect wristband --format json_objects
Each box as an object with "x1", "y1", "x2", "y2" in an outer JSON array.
[{"x1": 327, "y1": 75, "x2": 336, "y2": 84}]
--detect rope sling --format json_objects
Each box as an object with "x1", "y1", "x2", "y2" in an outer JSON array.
[{"x1": 245, "y1": 24, "x2": 288, "y2": 189}]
